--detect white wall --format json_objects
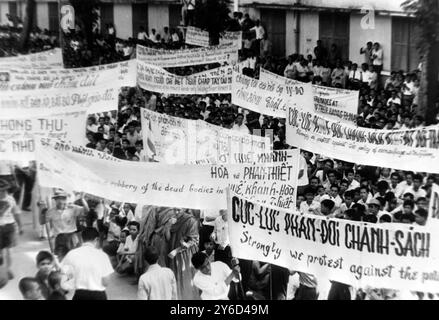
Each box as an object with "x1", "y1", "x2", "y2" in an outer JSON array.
[
  {"x1": 36, "y1": 2, "x2": 49, "y2": 30},
  {"x1": 148, "y1": 4, "x2": 169, "y2": 35},
  {"x1": 246, "y1": 7, "x2": 260, "y2": 21},
  {"x1": 349, "y1": 14, "x2": 392, "y2": 71},
  {"x1": 285, "y1": 10, "x2": 297, "y2": 55},
  {"x1": 299, "y1": 11, "x2": 319, "y2": 58},
  {"x1": 114, "y1": 4, "x2": 132, "y2": 39},
  {"x1": 0, "y1": 2, "x2": 8, "y2": 25}
]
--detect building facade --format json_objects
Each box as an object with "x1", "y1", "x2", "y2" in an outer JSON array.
[
  {"x1": 239, "y1": 0, "x2": 419, "y2": 74},
  {"x1": 0, "y1": 0, "x2": 419, "y2": 73}
]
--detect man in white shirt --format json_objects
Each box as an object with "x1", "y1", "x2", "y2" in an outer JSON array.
[
  {"x1": 300, "y1": 188, "x2": 320, "y2": 215},
  {"x1": 61, "y1": 227, "x2": 114, "y2": 300},
  {"x1": 137, "y1": 26, "x2": 148, "y2": 41},
  {"x1": 43, "y1": 190, "x2": 89, "y2": 261},
  {"x1": 321, "y1": 185, "x2": 343, "y2": 215},
  {"x1": 211, "y1": 209, "x2": 231, "y2": 267},
  {"x1": 405, "y1": 174, "x2": 427, "y2": 201},
  {"x1": 138, "y1": 246, "x2": 177, "y2": 300},
  {"x1": 396, "y1": 172, "x2": 414, "y2": 199},
  {"x1": 346, "y1": 170, "x2": 360, "y2": 191},
  {"x1": 371, "y1": 42, "x2": 383, "y2": 74},
  {"x1": 387, "y1": 91, "x2": 401, "y2": 107},
  {"x1": 232, "y1": 113, "x2": 250, "y2": 134},
  {"x1": 191, "y1": 251, "x2": 240, "y2": 300},
  {"x1": 116, "y1": 221, "x2": 139, "y2": 275},
  {"x1": 250, "y1": 20, "x2": 265, "y2": 40}
]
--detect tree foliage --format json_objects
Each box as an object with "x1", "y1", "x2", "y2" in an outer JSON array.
[
  {"x1": 402, "y1": 0, "x2": 439, "y2": 52},
  {"x1": 194, "y1": 0, "x2": 233, "y2": 45}
]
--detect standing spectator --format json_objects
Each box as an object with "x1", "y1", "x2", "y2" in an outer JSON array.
[
  {"x1": 61, "y1": 228, "x2": 114, "y2": 300},
  {"x1": 360, "y1": 41, "x2": 373, "y2": 66},
  {"x1": 259, "y1": 33, "x2": 272, "y2": 58},
  {"x1": 371, "y1": 42, "x2": 384, "y2": 76},
  {"x1": 328, "y1": 44, "x2": 341, "y2": 69},
  {"x1": 211, "y1": 209, "x2": 231, "y2": 267},
  {"x1": 0, "y1": 179, "x2": 22, "y2": 280},
  {"x1": 137, "y1": 246, "x2": 177, "y2": 300},
  {"x1": 250, "y1": 20, "x2": 265, "y2": 55},
  {"x1": 43, "y1": 191, "x2": 89, "y2": 261},
  {"x1": 292, "y1": 271, "x2": 319, "y2": 300},
  {"x1": 314, "y1": 40, "x2": 328, "y2": 63},
  {"x1": 241, "y1": 13, "x2": 255, "y2": 32}
]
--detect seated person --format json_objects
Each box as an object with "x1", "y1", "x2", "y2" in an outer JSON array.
[{"x1": 115, "y1": 221, "x2": 139, "y2": 275}]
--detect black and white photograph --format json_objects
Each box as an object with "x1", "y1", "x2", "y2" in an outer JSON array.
[{"x1": 0, "y1": 0, "x2": 439, "y2": 309}]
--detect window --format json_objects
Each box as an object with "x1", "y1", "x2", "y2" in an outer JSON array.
[
  {"x1": 8, "y1": 1, "x2": 17, "y2": 17},
  {"x1": 319, "y1": 12, "x2": 350, "y2": 62},
  {"x1": 100, "y1": 3, "x2": 114, "y2": 32},
  {"x1": 169, "y1": 4, "x2": 181, "y2": 30},
  {"x1": 260, "y1": 9, "x2": 286, "y2": 57},
  {"x1": 48, "y1": 2, "x2": 59, "y2": 33},
  {"x1": 132, "y1": 3, "x2": 148, "y2": 38},
  {"x1": 391, "y1": 17, "x2": 419, "y2": 72}
]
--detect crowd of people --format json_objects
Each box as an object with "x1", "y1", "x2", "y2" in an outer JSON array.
[{"x1": 1, "y1": 9, "x2": 439, "y2": 301}]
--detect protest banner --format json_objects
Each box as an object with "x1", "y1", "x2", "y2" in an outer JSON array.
[
  {"x1": 0, "y1": 83, "x2": 119, "y2": 117},
  {"x1": 0, "y1": 109, "x2": 87, "y2": 162},
  {"x1": 285, "y1": 104, "x2": 439, "y2": 173},
  {"x1": 140, "y1": 108, "x2": 271, "y2": 164},
  {"x1": 231, "y1": 70, "x2": 313, "y2": 118},
  {"x1": 136, "y1": 43, "x2": 239, "y2": 67},
  {"x1": 185, "y1": 26, "x2": 242, "y2": 49},
  {"x1": 259, "y1": 68, "x2": 359, "y2": 124},
  {"x1": 0, "y1": 48, "x2": 63, "y2": 69},
  {"x1": 227, "y1": 192, "x2": 439, "y2": 293},
  {"x1": 137, "y1": 61, "x2": 233, "y2": 94},
  {"x1": 0, "y1": 60, "x2": 137, "y2": 91},
  {"x1": 429, "y1": 184, "x2": 439, "y2": 221},
  {"x1": 36, "y1": 140, "x2": 299, "y2": 211}
]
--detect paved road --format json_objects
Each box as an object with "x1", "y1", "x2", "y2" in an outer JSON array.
[{"x1": 0, "y1": 211, "x2": 137, "y2": 300}]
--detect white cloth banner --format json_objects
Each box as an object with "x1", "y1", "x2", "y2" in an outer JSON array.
[
  {"x1": 36, "y1": 140, "x2": 299, "y2": 211},
  {"x1": 0, "y1": 48, "x2": 63, "y2": 69},
  {"x1": 0, "y1": 109, "x2": 87, "y2": 162},
  {"x1": 0, "y1": 60, "x2": 137, "y2": 91},
  {"x1": 231, "y1": 70, "x2": 313, "y2": 118},
  {"x1": 140, "y1": 108, "x2": 271, "y2": 164},
  {"x1": 185, "y1": 26, "x2": 242, "y2": 49},
  {"x1": 286, "y1": 104, "x2": 439, "y2": 173},
  {"x1": 137, "y1": 61, "x2": 233, "y2": 94},
  {"x1": 228, "y1": 192, "x2": 439, "y2": 293},
  {"x1": 0, "y1": 84, "x2": 119, "y2": 117},
  {"x1": 259, "y1": 68, "x2": 359, "y2": 124},
  {"x1": 136, "y1": 43, "x2": 239, "y2": 67}
]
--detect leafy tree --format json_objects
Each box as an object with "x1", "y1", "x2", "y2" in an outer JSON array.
[
  {"x1": 18, "y1": 0, "x2": 36, "y2": 53},
  {"x1": 194, "y1": 0, "x2": 233, "y2": 45},
  {"x1": 402, "y1": 0, "x2": 439, "y2": 124}
]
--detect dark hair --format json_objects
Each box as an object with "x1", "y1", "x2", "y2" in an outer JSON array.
[
  {"x1": 416, "y1": 197, "x2": 427, "y2": 203},
  {"x1": 18, "y1": 277, "x2": 38, "y2": 295},
  {"x1": 120, "y1": 229, "x2": 130, "y2": 237},
  {"x1": 376, "y1": 196, "x2": 386, "y2": 207},
  {"x1": 385, "y1": 191, "x2": 396, "y2": 202},
  {"x1": 415, "y1": 208, "x2": 428, "y2": 218},
  {"x1": 81, "y1": 227, "x2": 99, "y2": 243},
  {"x1": 403, "y1": 199, "x2": 415, "y2": 209},
  {"x1": 390, "y1": 172, "x2": 400, "y2": 180},
  {"x1": 352, "y1": 203, "x2": 366, "y2": 213},
  {"x1": 330, "y1": 184, "x2": 340, "y2": 191},
  {"x1": 403, "y1": 193, "x2": 415, "y2": 200},
  {"x1": 344, "y1": 190, "x2": 355, "y2": 199},
  {"x1": 191, "y1": 251, "x2": 208, "y2": 270},
  {"x1": 143, "y1": 246, "x2": 159, "y2": 265},
  {"x1": 379, "y1": 214, "x2": 392, "y2": 223},
  {"x1": 127, "y1": 221, "x2": 140, "y2": 231},
  {"x1": 377, "y1": 180, "x2": 389, "y2": 190},
  {"x1": 36, "y1": 250, "x2": 54, "y2": 266},
  {"x1": 304, "y1": 186, "x2": 315, "y2": 196},
  {"x1": 413, "y1": 173, "x2": 423, "y2": 182},
  {"x1": 47, "y1": 271, "x2": 62, "y2": 289},
  {"x1": 321, "y1": 199, "x2": 335, "y2": 211}
]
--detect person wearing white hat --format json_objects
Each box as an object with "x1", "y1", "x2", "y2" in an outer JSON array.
[{"x1": 43, "y1": 190, "x2": 89, "y2": 261}]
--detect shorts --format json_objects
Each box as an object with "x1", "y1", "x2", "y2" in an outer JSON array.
[{"x1": 0, "y1": 223, "x2": 16, "y2": 249}]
